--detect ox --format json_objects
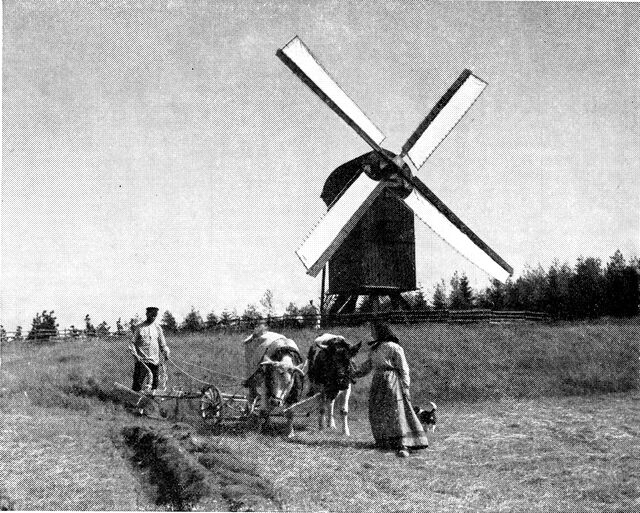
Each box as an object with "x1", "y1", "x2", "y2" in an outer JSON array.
[
  {"x1": 306, "y1": 333, "x2": 362, "y2": 436},
  {"x1": 244, "y1": 331, "x2": 304, "y2": 437}
]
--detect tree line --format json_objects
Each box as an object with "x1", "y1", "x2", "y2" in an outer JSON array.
[
  {"x1": 12, "y1": 290, "x2": 320, "y2": 340},
  {"x1": 409, "y1": 250, "x2": 639, "y2": 320},
  {"x1": 6, "y1": 250, "x2": 638, "y2": 342},
  {"x1": 157, "y1": 291, "x2": 320, "y2": 333}
]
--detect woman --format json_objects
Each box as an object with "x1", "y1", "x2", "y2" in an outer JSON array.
[{"x1": 355, "y1": 322, "x2": 429, "y2": 457}]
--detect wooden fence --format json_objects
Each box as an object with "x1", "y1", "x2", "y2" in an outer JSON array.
[
  {"x1": 314, "y1": 309, "x2": 549, "y2": 327},
  {"x1": 1, "y1": 309, "x2": 549, "y2": 342}
]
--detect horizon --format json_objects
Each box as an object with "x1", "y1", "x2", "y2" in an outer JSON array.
[{"x1": 5, "y1": 247, "x2": 637, "y2": 334}]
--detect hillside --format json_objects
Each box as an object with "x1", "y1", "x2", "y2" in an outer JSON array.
[{"x1": 1, "y1": 320, "x2": 638, "y2": 510}]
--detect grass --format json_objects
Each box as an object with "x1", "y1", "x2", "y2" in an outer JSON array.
[
  {"x1": 0, "y1": 409, "x2": 154, "y2": 510},
  {"x1": 0, "y1": 319, "x2": 639, "y2": 510},
  {"x1": 215, "y1": 392, "x2": 640, "y2": 512},
  {"x1": 134, "y1": 320, "x2": 640, "y2": 407}
]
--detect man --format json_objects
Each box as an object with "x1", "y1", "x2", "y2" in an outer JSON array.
[{"x1": 129, "y1": 306, "x2": 170, "y2": 392}]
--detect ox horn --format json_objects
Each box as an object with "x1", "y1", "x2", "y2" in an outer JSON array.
[
  {"x1": 349, "y1": 341, "x2": 363, "y2": 356},
  {"x1": 260, "y1": 355, "x2": 274, "y2": 366}
]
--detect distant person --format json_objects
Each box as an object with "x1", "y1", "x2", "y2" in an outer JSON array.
[
  {"x1": 354, "y1": 322, "x2": 429, "y2": 457},
  {"x1": 129, "y1": 306, "x2": 170, "y2": 392},
  {"x1": 306, "y1": 300, "x2": 321, "y2": 329}
]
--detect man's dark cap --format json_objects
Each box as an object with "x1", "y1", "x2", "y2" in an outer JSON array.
[{"x1": 146, "y1": 307, "x2": 160, "y2": 314}]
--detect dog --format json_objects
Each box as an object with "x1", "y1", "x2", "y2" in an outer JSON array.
[{"x1": 413, "y1": 402, "x2": 437, "y2": 432}]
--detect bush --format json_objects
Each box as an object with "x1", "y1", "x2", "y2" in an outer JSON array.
[
  {"x1": 26, "y1": 310, "x2": 59, "y2": 341},
  {"x1": 160, "y1": 311, "x2": 178, "y2": 333},
  {"x1": 181, "y1": 307, "x2": 203, "y2": 332}
]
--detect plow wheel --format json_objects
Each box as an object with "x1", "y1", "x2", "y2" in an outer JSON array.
[{"x1": 200, "y1": 386, "x2": 223, "y2": 424}]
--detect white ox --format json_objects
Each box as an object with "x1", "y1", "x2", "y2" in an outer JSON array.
[{"x1": 243, "y1": 331, "x2": 304, "y2": 437}]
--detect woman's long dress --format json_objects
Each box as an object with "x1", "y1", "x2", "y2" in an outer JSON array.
[{"x1": 356, "y1": 341, "x2": 429, "y2": 450}]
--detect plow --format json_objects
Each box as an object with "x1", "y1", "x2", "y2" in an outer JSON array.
[{"x1": 113, "y1": 356, "x2": 319, "y2": 424}]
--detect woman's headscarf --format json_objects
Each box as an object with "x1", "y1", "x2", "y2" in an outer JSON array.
[{"x1": 369, "y1": 322, "x2": 399, "y2": 347}]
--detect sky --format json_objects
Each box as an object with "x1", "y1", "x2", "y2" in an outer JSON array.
[{"x1": 1, "y1": 1, "x2": 638, "y2": 331}]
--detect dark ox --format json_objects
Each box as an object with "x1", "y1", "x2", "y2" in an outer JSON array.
[
  {"x1": 307, "y1": 334, "x2": 361, "y2": 436},
  {"x1": 258, "y1": 346, "x2": 304, "y2": 438}
]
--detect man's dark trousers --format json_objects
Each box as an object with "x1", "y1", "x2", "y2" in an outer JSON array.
[{"x1": 132, "y1": 360, "x2": 160, "y2": 391}]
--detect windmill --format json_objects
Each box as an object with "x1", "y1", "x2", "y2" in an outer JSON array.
[{"x1": 277, "y1": 36, "x2": 513, "y2": 315}]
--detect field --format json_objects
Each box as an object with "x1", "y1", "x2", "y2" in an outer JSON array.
[{"x1": 1, "y1": 320, "x2": 639, "y2": 511}]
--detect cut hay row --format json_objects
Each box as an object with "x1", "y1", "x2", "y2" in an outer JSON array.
[{"x1": 122, "y1": 424, "x2": 282, "y2": 511}]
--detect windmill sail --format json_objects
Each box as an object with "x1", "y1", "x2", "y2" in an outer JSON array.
[
  {"x1": 278, "y1": 35, "x2": 512, "y2": 283},
  {"x1": 401, "y1": 70, "x2": 487, "y2": 171},
  {"x1": 396, "y1": 70, "x2": 511, "y2": 282},
  {"x1": 296, "y1": 173, "x2": 387, "y2": 277},
  {"x1": 277, "y1": 36, "x2": 386, "y2": 151},
  {"x1": 404, "y1": 177, "x2": 512, "y2": 283}
]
